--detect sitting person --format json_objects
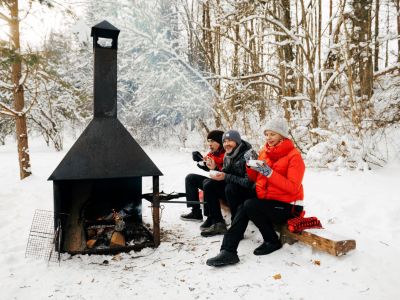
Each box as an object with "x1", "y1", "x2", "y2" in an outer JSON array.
[
  {"x1": 201, "y1": 130, "x2": 255, "y2": 237},
  {"x1": 180, "y1": 130, "x2": 225, "y2": 222},
  {"x1": 206, "y1": 118, "x2": 305, "y2": 266}
]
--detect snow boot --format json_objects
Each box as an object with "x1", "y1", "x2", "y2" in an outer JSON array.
[
  {"x1": 253, "y1": 241, "x2": 282, "y2": 255},
  {"x1": 206, "y1": 250, "x2": 239, "y2": 267},
  {"x1": 180, "y1": 209, "x2": 203, "y2": 222},
  {"x1": 200, "y1": 217, "x2": 213, "y2": 231},
  {"x1": 200, "y1": 221, "x2": 227, "y2": 237}
]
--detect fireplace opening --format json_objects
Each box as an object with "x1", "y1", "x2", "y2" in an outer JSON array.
[{"x1": 54, "y1": 177, "x2": 155, "y2": 255}]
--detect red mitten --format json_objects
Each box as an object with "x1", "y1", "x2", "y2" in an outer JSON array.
[{"x1": 287, "y1": 215, "x2": 323, "y2": 233}]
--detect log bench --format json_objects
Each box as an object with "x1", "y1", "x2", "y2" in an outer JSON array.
[
  {"x1": 209, "y1": 194, "x2": 356, "y2": 257},
  {"x1": 278, "y1": 225, "x2": 356, "y2": 256}
]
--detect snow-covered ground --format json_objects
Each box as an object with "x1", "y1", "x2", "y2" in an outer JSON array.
[{"x1": 1, "y1": 138, "x2": 399, "y2": 300}]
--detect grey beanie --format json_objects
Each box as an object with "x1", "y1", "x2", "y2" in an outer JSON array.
[
  {"x1": 264, "y1": 118, "x2": 289, "y2": 138},
  {"x1": 222, "y1": 130, "x2": 242, "y2": 144}
]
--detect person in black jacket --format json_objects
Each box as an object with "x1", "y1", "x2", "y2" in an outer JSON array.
[
  {"x1": 180, "y1": 130, "x2": 225, "y2": 223},
  {"x1": 201, "y1": 130, "x2": 255, "y2": 237}
]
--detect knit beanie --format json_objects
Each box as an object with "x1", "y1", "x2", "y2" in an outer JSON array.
[
  {"x1": 222, "y1": 130, "x2": 242, "y2": 144},
  {"x1": 207, "y1": 130, "x2": 224, "y2": 145},
  {"x1": 264, "y1": 118, "x2": 289, "y2": 138}
]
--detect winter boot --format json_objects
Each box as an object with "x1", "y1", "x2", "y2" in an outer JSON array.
[
  {"x1": 200, "y1": 217, "x2": 213, "y2": 231},
  {"x1": 200, "y1": 221, "x2": 227, "y2": 237},
  {"x1": 206, "y1": 250, "x2": 239, "y2": 267},
  {"x1": 253, "y1": 241, "x2": 282, "y2": 256},
  {"x1": 180, "y1": 209, "x2": 203, "y2": 222}
]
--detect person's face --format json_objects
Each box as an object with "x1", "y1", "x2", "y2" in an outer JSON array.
[
  {"x1": 264, "y1": 130, "x2": 284, "y2": 147},
  {"x1": 208, "y1": 139, "x2": 221, "y2": 152},
  {"x1": 223, "y1": 139, "x2": 237, "y2": 154}
]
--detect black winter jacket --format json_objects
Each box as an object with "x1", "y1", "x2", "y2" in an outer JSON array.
[{"x1": 222, "y1": 140, "x2": 255, "y2": 190}]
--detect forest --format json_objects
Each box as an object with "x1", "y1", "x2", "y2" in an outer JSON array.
[{"x1": 1, "y1": 0, "x2": 400, "y2": 179}]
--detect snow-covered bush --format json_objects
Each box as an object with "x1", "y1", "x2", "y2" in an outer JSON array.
[{"x1": 305, "y1": 126, "x2": 397, "y2": 170}]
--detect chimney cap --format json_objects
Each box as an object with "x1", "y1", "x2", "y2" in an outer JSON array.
[
  {"x1": 91, "y1": 20, "x2": 120, "y2": 49},
  {"x1": 91, "y1": 20, "x2": 120, "y2": 38}
]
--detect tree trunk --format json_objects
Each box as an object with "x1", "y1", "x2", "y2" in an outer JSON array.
[
  {"x1": 318, "y1": 0, "x2": 322, "y2": 88},
  {"x1": 329, "y1": 0, "x2": 332, "y2": 36},
  {"x1": 279, "y1": 0, "x2": 296, "y2": 121},
  {"x1": 385, "y1": 2, "x2": 389, "y2": 67},
  {"x1": 299, "y1": 0, "x2": 319, "y2": 129},
  {"x1": 258, "y1": 20, "x2": 266, "y2": 121},
  {"x1": 9, "y1": 0, "x2": 31, "y2": 179},
  {"x1": 374, "y1": 0, "x2": 379, "y2": 71},
  {"x1": 352, "y1": 0, "x2": 374, "y2": 130},
  {"x1": 296, "y1": 0, "x2": 304, "y2": 95},
  {"x1": 396, "y1": 0, "x2": 400, "y2": 62}
]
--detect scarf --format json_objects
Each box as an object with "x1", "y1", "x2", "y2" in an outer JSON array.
[
  {"x1": 223, "y1": 142, "x2": 245, "y2": 169},
  {"x1": 264, "y1": 138, "x2": 294, "y2": 162}
]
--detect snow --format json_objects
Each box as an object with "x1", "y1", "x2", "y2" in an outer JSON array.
[
  {"x1": 71, "y1": 19, "x2": 91, "y2": 45},
  {"x1": 1, "y1": 138, "x2": 400, "y2": 299}
]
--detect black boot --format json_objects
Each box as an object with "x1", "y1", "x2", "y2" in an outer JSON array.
[
  {"x1": 180, "y1": 209, "x2": 203, "y2": 222},
  {"x1": 206, "y1": 250, "x2": 239, "y2": 267},
  {"x1": 253, "y1": 241, "x2": 282, "y2": 256},
  {"x1": 200, "y1": 221, "x2": 227, "y2": 237},
  {"x1": 200, "y1": 217, "x2": 213, "y2": 231}
]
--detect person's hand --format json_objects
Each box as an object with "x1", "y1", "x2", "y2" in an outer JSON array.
[
  {"x1": 192, "y1": 151, "x2": 203, "y2": 162},
  {"x1": 251, "y1": 161, "x2": 273, "y2": 177},
  {"x1": 205, "y1": 157, "x2": 217, "y2": 170},
  {"x1": 244, "y1": 149, "x2": 258, "y2": 162},
  {"x1": 210, "y1": 171, "x2": 225, "y2": 181}
]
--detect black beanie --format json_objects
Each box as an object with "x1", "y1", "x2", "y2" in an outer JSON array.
[{"x1": 207, "y1": 130, "x2": 224, "y2": 145}]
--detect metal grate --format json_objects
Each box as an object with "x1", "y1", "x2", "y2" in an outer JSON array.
[{"x1": 25, "y1": 209, "x2": 59, "y2": 263}]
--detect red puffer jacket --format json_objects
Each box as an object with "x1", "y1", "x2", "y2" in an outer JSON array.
[
  {"x1": 247, "y1": 139, "x2": 305, "y2": 203},
  {"x1": 204, "y1": 147, "x2": 225, "y2": 171}
]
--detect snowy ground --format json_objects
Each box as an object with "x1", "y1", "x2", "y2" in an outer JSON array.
[{"x1": 0, "y1": 138, "x2": 399, "y2": 300}]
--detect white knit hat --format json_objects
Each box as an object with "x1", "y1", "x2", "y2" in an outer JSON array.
[{"x1": 264, "y1": 118, "x2": 289, "y2": 138}]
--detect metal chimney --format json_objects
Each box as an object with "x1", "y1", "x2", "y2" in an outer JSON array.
[{"x1": 91, "y1": 21, "x2": 120, "y2": 118}]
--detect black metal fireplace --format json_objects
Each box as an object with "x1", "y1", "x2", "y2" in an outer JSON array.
[{"x1": 48, "y1": 21, "x2": 163, "y2": 255}]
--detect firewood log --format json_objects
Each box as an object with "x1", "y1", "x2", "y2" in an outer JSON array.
[
  {"x1": 110, "y1": 231, "x2": 125, "y2": 247},
  {"x1": 86, "y1": 239, "x2": 97, "y2": 249}
]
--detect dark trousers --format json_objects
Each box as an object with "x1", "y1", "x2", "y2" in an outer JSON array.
[
  {"x1": 202, "y1": 179, "x2": 226, "y2": 220},
  {"x1": 221, "y1": 198, "x2": 303, "y2": 254},
  {"x1": 185, "y1": 173, "x2": 210, "y2": 214},
  {"x1": 225, "y1": 184, "x2": 255, "y2": 222},
  {"x1": 205, "y1": 181, "x2": 255, "y2": 223}
]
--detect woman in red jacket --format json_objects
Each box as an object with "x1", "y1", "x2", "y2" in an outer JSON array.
[{"x1": 206, "y1": 118, "x2": 305, "y2": 267}]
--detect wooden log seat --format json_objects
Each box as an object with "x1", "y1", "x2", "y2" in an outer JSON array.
[{"x1": 278, "y1": 225, "x2": 356, "y2": 256}]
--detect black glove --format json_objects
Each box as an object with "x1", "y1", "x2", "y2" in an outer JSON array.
[
  {"x1": 192, "y1": 151, "x2": 203, "y2": 162},
  {"x1": 197, "y1": 162, "x2": 209, "y2": 171}
]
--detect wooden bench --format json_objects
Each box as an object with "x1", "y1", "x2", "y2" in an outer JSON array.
[
  {"x1": 278, "y1": 225, "x2": 356, "y2": 256},
  {"x1": 209, "y1": 194, "x2": 356, "y2": 257}
]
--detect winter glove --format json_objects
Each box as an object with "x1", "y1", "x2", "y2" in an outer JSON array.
[
  {"x1": 252, "y1": 162, "x2": 273, "y2": 177},
  {"x1": 192, "y1": 151, "x2": 203, "y2": 162},
  {"x1": 197, "y1": 162, "x2": 209, "y2": 171},
  {"x1": 244, "y1": 149, "x2": 258, "y2": 162}
]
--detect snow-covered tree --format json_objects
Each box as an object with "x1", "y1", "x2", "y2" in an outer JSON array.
[{"x1": 79, "y1": 0, "x2": 214, "y2": 145}]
